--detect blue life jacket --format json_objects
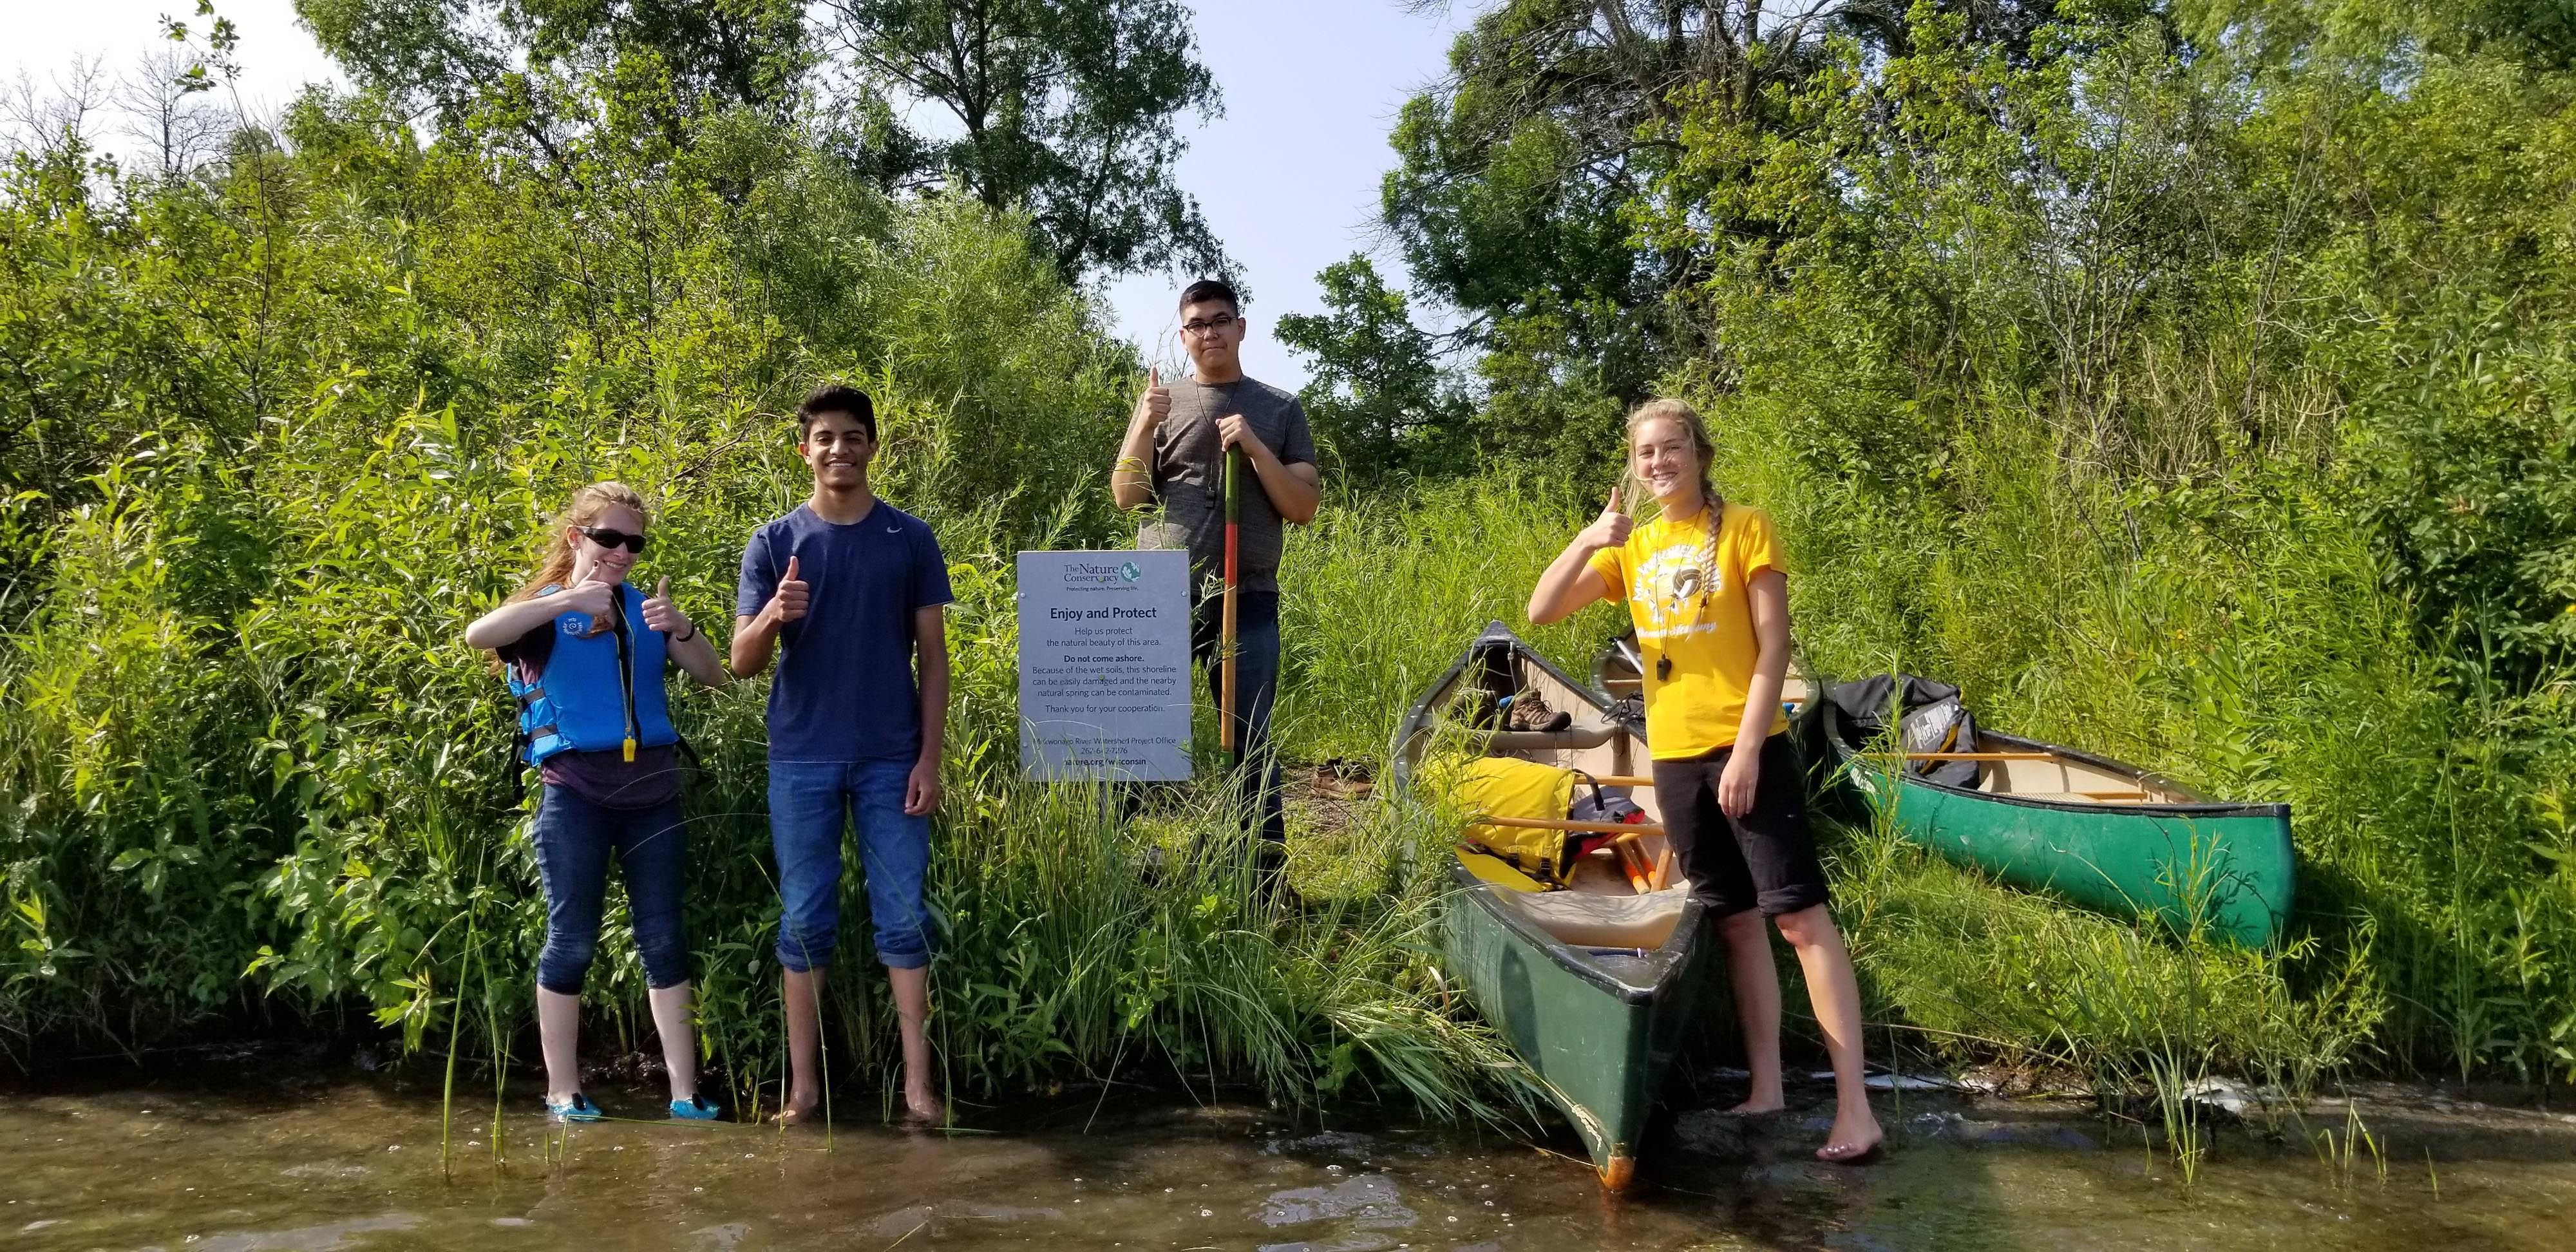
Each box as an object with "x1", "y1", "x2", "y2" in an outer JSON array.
[{"x1": 506, "y1": 583, "x2": 678, "y2": 765}]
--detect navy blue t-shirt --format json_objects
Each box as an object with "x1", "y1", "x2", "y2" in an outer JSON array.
[{"x1": 736, "y1": 500, "x2": 954, "y2": 763}]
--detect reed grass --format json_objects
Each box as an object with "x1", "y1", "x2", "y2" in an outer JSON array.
[{"x1": 2311, "y1": 1097, "x2": 2386, "y2": 1190}]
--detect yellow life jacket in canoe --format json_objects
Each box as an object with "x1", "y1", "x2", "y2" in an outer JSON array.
[{"x1": 1434, "y1": 756, "x2": 1580, "y2": 887}]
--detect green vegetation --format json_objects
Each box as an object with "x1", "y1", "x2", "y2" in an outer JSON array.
[
  {"x1": 1686, "y1": 6, "x2": 2576, "y2": 1085},
  {"x1": 5, "y1": 0, "x2": 2575, "y2": 1130},
  {"x1": 0, "y1": 12, "x2": 1526, "y2": 1121},
  {"x1": 1281, "y1": 0, "x2": 2576, "y2": 1087}
]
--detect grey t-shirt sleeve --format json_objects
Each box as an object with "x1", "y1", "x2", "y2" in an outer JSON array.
[{"x1": 1276, "y1": 395, "x2": 1318, "y2": 467}]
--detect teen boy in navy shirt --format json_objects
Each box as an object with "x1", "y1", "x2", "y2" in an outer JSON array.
[{"x1": 732, "y1": 384, "x2": 952, "y2": 1126}]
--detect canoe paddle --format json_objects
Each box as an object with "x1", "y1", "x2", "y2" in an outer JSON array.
[{"x1": 1220, "y1": 444, "x2": 1242, "y2": 764}]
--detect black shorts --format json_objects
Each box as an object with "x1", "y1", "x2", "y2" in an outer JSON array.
[{"x1": 1651, "y1": 732, "x2": 1828, "y2": 918}]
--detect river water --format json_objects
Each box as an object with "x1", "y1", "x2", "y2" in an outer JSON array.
[{"x1": 8, "y1": 1056, "x2": 2576, "y2": 1250}]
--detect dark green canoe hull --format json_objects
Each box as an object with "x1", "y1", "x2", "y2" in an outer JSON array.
[
  {"x1": 1439, "y1": 860, "x2": 1714, "y2": 1186},
  {"x1": 1821, "y1": 702, "x2": 2295, "y2": 947},
  {"x1": 1396, "y1": 623, "x2": 1716, "y2": 1189}
]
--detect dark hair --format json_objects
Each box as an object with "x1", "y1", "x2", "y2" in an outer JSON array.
[
  {"x1": 1177, "y1": 279, "x2": 1240, "y2": 315},
  {"x1": 797, "y1": 383, "x2": 876, "y2": 440}
]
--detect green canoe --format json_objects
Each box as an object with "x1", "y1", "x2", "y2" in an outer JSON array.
[
  {"x1": 1815, "y1": 694, "x2": 2295, "y2": 947},
  {"x1": 1392, "y1": 623, "x2": 1715, "y2": 1191}
]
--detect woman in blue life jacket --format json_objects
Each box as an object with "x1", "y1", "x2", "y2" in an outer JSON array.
[{"x1": 464, "y1": 481, "x2": 733, "y2": 1122}]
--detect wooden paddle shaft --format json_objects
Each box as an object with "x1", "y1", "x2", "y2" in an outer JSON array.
[
  {"x1": 1220, "y1": 448, "x2": 1240, "y2": 757},
  {"x1": 1477, "y1": 814, "x2": 1666, "y2": 837},
  {"x1": 1571, "y1": 752, "x2": 2058, "y2": 791}
]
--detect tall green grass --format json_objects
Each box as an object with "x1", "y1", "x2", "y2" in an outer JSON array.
[{"x1": 1277, "y1": 474, "x2": 1619, "y2": 765}]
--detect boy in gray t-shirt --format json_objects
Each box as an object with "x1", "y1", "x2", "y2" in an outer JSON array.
[
  {"x1": 1141, "y1": 374, "x2": 1316, "y2": 594},
  {"x1": 1112, "y1": 280, "x2": 1321, "y2": 889}
]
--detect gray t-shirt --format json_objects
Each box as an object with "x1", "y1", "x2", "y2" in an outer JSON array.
[{"x1": 1140, "y1": 374, "x2": 1316, "y2": 594}]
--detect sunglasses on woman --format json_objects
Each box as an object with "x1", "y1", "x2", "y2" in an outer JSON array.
[{"x1": 579, "y1": 526, "x2": 647, "y2": 553}]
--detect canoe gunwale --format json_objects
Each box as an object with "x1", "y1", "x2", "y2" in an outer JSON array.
[
  {"x1": 1818, "y1": 698, "x2": 2291, "y2": 820},
  {"x1": 1394, "y1": 621, "x2": 1703, "y2": 1009}
]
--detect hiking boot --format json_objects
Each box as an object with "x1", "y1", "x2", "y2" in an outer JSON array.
[{"x1": 1502, "y1": 690, "x2": 1572, "y2": 733}]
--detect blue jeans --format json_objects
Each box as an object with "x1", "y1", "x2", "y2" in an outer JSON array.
[
  {"x1": 532, "y1": 785, "x2": 691, "y2": 994},
  {"x1": 1192, "y1": 588, "x2": 1284, "y2": 851},
  {"x1": 767, "y1": 758, "x2": 933, "y2": 971}
]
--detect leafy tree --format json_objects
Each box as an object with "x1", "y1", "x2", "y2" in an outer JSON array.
[
  {"x1": 817, "y1": 0, "x2": 1229, "y2": 283},
  {"x1": 1361, "y1": 0, "x2": 1894, "y2": 482},
  {"x1": 1352, "y1": 0, "x2": 2085, "y2": 483},
  {"x1": 296, "y1": 0, "x2": 811, "y2": 133},
  {"x1": 2471, "y1": 0, "x2": 2576, "y2": 66},
  {"x1": 1274, "y1": 257, "x2": 1469, "y2": 482},
  {"x1": 299, "y1": 0, "x2": 1229, "y2": 281}
]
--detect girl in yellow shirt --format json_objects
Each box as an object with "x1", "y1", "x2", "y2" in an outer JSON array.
[{"x1": 1527, "y1": 399, "x2": 1882, "y2": 1164}]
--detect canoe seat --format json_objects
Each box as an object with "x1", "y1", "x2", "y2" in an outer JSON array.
[
  {"x1": 2018, "y1": 791, "x2": 2153, "y2": 805},
  {"x1": 1457, "y1": 848, "x2": 1548, "y2": 892},
  {"x1": 1501, "y1": 884, "x2": 1688, "y2": 949},
  {"x1": 1481, "y1": 725, "x2": 1618, "y2": 752}
]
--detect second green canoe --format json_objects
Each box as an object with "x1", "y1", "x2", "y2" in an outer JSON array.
[{"x1": 1815, "y1": 695, "x2": 2295, "y2": 948}]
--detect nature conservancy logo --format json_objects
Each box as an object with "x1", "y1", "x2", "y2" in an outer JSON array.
[{"x1": 1062, "y1": 560, "x2": 1141, "y2": 587}]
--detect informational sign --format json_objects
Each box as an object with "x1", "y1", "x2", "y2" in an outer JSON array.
[{"x1": 1016, "y1": 549, "x2": 1194, "y2": 781}]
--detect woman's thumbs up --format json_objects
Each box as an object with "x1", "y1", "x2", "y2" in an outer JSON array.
[
  {"x1": 1581, "y1": 483, "x2": 1633, "y2": 551},
  {"x1": 642, "y1": 575, "x2": 688, "y2": 636}
]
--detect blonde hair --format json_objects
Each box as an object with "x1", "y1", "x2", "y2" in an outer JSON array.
[
  {"x1": 1622, "y1": 399, "x2": 1725, "y2": 608},
  {"x1": 509, "y1": 480, "x2": 652, "y2": 608}
]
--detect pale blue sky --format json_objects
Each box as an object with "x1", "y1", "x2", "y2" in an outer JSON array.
[
  {"x1": 6, "y1": 0, "x2": 1475, "y2": 390},
  {"x1": 1096, "y1": 4, "x2": 1471, "y2": 386}
]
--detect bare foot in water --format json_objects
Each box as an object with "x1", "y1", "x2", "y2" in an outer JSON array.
[
  {"x1": 1722, "y1": 1097, "x2": 1785, "y2": 1117},
  {"x1": 772, "y1": 1102, "x2": 822, "y2": 1127},
  {"x1": 1815, "y1": 1112, "x2": 1884, "y2": 1163},
  {"x1": 900, "y1": 1084, "x2": 945, "y2": 1126}
]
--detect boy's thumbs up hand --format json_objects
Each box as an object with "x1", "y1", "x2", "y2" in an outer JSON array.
[
  {"x1": 1133, "y1": 365, "x2": 1170, "y2": 432},
  {"x1": 769, "y1": 553, "x2": 810, "y2": 624}
]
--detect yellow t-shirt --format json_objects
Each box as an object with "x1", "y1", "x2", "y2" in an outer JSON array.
[{"x1": 1587, "y1": 502, "x2": 1791, "y2": 759}]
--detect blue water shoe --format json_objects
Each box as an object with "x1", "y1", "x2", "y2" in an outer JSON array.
[
  {"x1": 670, "y1": 1094, "x2": 722, "y2": 1121},
  {"x1": 545, "y1": 1092, "x2": 602, "y2": 1123}
]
